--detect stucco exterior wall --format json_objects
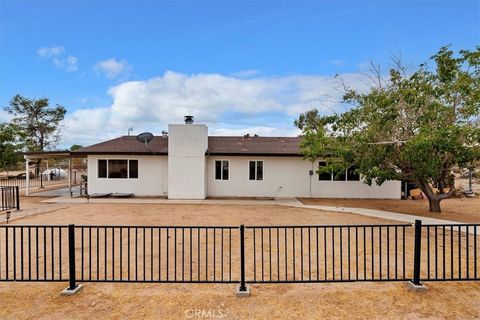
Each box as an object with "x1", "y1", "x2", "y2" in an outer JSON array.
[
  {"x1": 167, "y1": 124, "x2": 208, "y2": 199},
  {"x1": 207, "y1": 156, "x2": 401, "y2": 199},
  {"x1": 86, "y1": 151, "x2": 400, "y2": 199},
  {"x1": 87, "y1": 155, "x2": 168, "y2": 196}
]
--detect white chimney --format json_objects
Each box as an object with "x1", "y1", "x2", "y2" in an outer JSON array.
[{"x1": 167, "y1": 120, "x2": 208, "y2": 199}]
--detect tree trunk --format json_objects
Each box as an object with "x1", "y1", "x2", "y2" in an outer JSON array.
[
  {"x1": 427, "y1": 197, "x2": 442, "y2": 213},
  {"x1": 417, "y1": 180, "x2": 443, "y2": 213}
]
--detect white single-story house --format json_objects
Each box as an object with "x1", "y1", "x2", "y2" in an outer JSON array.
[{"x1": 70, "y1": 118, "x2": 401, "y2": 199}]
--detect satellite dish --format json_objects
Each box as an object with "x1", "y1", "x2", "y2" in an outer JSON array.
[
  {"x1": 136, "y1": 132, "x2": 154, "y2": 144},
  {"x1": 136, "y1": 132, "x2": 154, "y2": 151}
]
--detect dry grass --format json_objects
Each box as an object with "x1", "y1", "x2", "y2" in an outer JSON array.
[
  {"x1": 300, "y1": 198, "x2": 480, "y2": 223},
  {"x1": 0, "y1": 203, "x2": 478, "y2": 319}
]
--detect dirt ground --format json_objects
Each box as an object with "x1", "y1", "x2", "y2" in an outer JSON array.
[
  {"x1": 300, "y1": 197, "x2": 480, "y2": 223},
  {"x1": 11, "y1": 202, "x2": 402, "y2": 226},
  {"x1": 0, "y1": 281, "x2": 478, "y2": 320},
  {"x1": 15, "y1": 196, "x2": 57, "y2": 211},
  {"x1": 0, "y1": 202, "x2": 478, "y2": 319}
]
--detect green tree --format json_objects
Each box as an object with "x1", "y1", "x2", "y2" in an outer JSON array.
[
  {"x1": 5, "y1": 95, "x2": 66, "y2": 152},
  {"x1": 70, "y1": 144, "x2": 83, "y2": 151},
  {"x1": 295, "y1": 46, "x2": 480, "y2": 213},
  {"x1": 0, "y1": 123, "x2": 22, "y2": 173},
  {"x1": 4, "y1": 95, "x2": 67, "y2": 174}
]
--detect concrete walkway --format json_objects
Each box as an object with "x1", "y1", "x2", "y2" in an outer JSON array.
[
  {"x1": 29, "y1": 186, "x2": 80, "y2": 197},
  {"x1": 274, "y1": 197, "x2": 458, "y2": 224},
  {"x1": 274, "y1": 198, "x2": 478, "y2": 234},
  {"x1": 0, "y1": 203, "x2": 73, "y2": 224}
]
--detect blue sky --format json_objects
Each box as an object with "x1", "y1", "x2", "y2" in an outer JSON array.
[{"x1": 0, "y1": 0, "x2": 479, "y2": 148}]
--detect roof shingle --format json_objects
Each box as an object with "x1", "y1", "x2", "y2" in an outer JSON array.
[{"x1": 73, "y1": 135, "x2": 302, "y2": 156}]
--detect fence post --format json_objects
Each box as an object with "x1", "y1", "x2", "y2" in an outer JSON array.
[
  {"x1": 15, "y1": 186, "x2": 20, "y2": 210},
  {"x1": 62, "y1": 224, "x2": 83, "y2": 295},
  {"x1": 68, "y1": 224, "x2": 77, "y2": 290},
  {"x1": 40, "y1": 173, "x2": 44, "y2": 189},
  {"x1": 410, "y1": 219, "x2": 426, "y2": 290},
  {"x1": 236, "y1": 225, "x2": 249, "y2": 297}
]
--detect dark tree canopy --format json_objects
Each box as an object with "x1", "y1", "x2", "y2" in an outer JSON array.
[
  {"x1": 70, "y1": 144, "x2": 84, "y2": 151},
  {"x1": 5, "y1": 94, "x2": 66, "y2": 152},
  {"x1": 295, "y1": 46, "x2": 480, "y2": 213},
  {"x1": 0, "y1": 123, "x2": 22, "y2": 171}
]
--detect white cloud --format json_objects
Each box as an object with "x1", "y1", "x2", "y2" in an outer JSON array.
[
  {"x1": 0, "y1": 109, "x2": 12, "y2": 123},
  {"x1": 94, "y1": 58, "x2": 131, "y2": 79},
  {"x1": 37, "y1": 46, "x2": 78, "y2": 72},
  {"x1": 36, "y1": 46, "x2": 65, "y2": 58},
  {"x1": 53, "y1": 55, "x2": 78, "y2": 72},
  {"x1": 210, "y1": 126, "x2": 300, "y2": 137},
  {"x1": 60, "y1": 71, "x2": 372, "y2": 146}
]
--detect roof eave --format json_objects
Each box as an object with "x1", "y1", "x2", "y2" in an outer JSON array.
[
  {"x1": 72, "y1": 151, "x2": 168, "y2": 156},
  {"x1": 206, "y1": 152, "x2": 303, "y2": 157}
]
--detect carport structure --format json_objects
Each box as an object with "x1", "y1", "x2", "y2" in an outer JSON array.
[{"x1": 23, "y1": 151, "x2": 86, "y2": 196}]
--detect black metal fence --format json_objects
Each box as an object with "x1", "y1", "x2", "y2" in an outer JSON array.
[
  {"x1": 73, "y1": 225, "x2": 239, "y2": 283},
  {"x1": 416, "y1": 222, "x2": 479, "y2": 282},
  {"x1": 0, "y1": 226, "x2": 67, "y2": 281},
  {"x1": 244, "y1": 224, "x2": 411, "y2": 283},
  {"x1": 0, "y1": 186, "x2": 20, "y2": 211},
  {"x1": 0, "y1": 172, "x2": 79, "y2": 189},
  {"x1": 0, "y1": 221, "x2": 478, "y2": 291}
]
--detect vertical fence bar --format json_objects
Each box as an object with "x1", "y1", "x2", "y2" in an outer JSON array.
[
  {"x1": 412, "y1": 220, "x2": 422, "y2": 286},
  {"x1": 15, "y1": 186, "x2": 20, "y2": 210},
  {"x1": 68, "y1": 224, "x2": 77, "y2": 290},
  {"x1": 239, "y1": 225, "x2": 247, "y2": 292}
]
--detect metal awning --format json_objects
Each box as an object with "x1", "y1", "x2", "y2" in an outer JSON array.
[
  {"x1": 22, "y1": 151, "x2": 86, "y2": 196},
  {"x1": 23, "y1": 151, "x2": 86, "y2": 159}
]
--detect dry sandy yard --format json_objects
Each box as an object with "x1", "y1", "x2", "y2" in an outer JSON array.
[
  {"x1": 300, "y1": 197, "x2": 480, "y2": 223},
  {"x1": 0, "y1": 281, "x2": 479, "y2": 320},
  {"x1": 0, "y1": 202, "x2": 478, "y2": 319}
]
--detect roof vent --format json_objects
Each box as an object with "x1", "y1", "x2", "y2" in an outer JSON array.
[
  {"x1": 184, "y1": 115, "x2": 194, "y2": 124},
  {"x1": 161, "y1": 130, "x2": 168, "y2": 138}
]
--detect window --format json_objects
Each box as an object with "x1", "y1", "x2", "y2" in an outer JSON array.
[
  {"x1": 333, "y1": 169, "x2": 346, "y2": 181},
  {"x1": 97, "y1": 159, "x2": 138, "y2": 179},
  {"x1": 318, "y1": 161, "x2": 332, "y2": 181},
  {"x1": 108, "y1": 160, "x2": 128, "y2": 178},
  {"x1": 249, "y1": 161, "x2": 263, "y2": 181},
  {"x1": 98, "y1": 160, "x2": 107, "y2": 178},
  {"x1": 129, "y1": 160, "x2": 138, "y2": 179},
  {"x1": 215, "y1": 160, "x2": 229, "y2": 180},
  {"x1": 346, "y1": 165, "x2": 360, "y2": 181}
]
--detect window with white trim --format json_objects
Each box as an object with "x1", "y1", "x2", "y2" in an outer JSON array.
[
  {"x1": 97, "y1": 159, "x2": 138, "y2": 179},
  {"x1": 318, "y1": 161, "x2": 332, "y2": 181},
  {"x1": 249, "y1": 160, "x2": 263, "y2": 181},
  {"x1": 346, "y1": 165, "x2": 360, "y2": 181},
  {"x1": 333, "y1": 168, "x2": 346, "y2": 181},
  {"x1": 215, "y1": 160, "x2": 229, "y2": 180}
]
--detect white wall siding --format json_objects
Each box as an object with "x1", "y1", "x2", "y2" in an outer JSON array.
[
  {"x1": 87, "y1": 155, "x2": 168, "y2": 196},
  {"x1": 86, "y1": 153, "x2": 400, "y2": 199},
  {"x1": 207, "y1": 156, "x2": 401, "y2": 199}
]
